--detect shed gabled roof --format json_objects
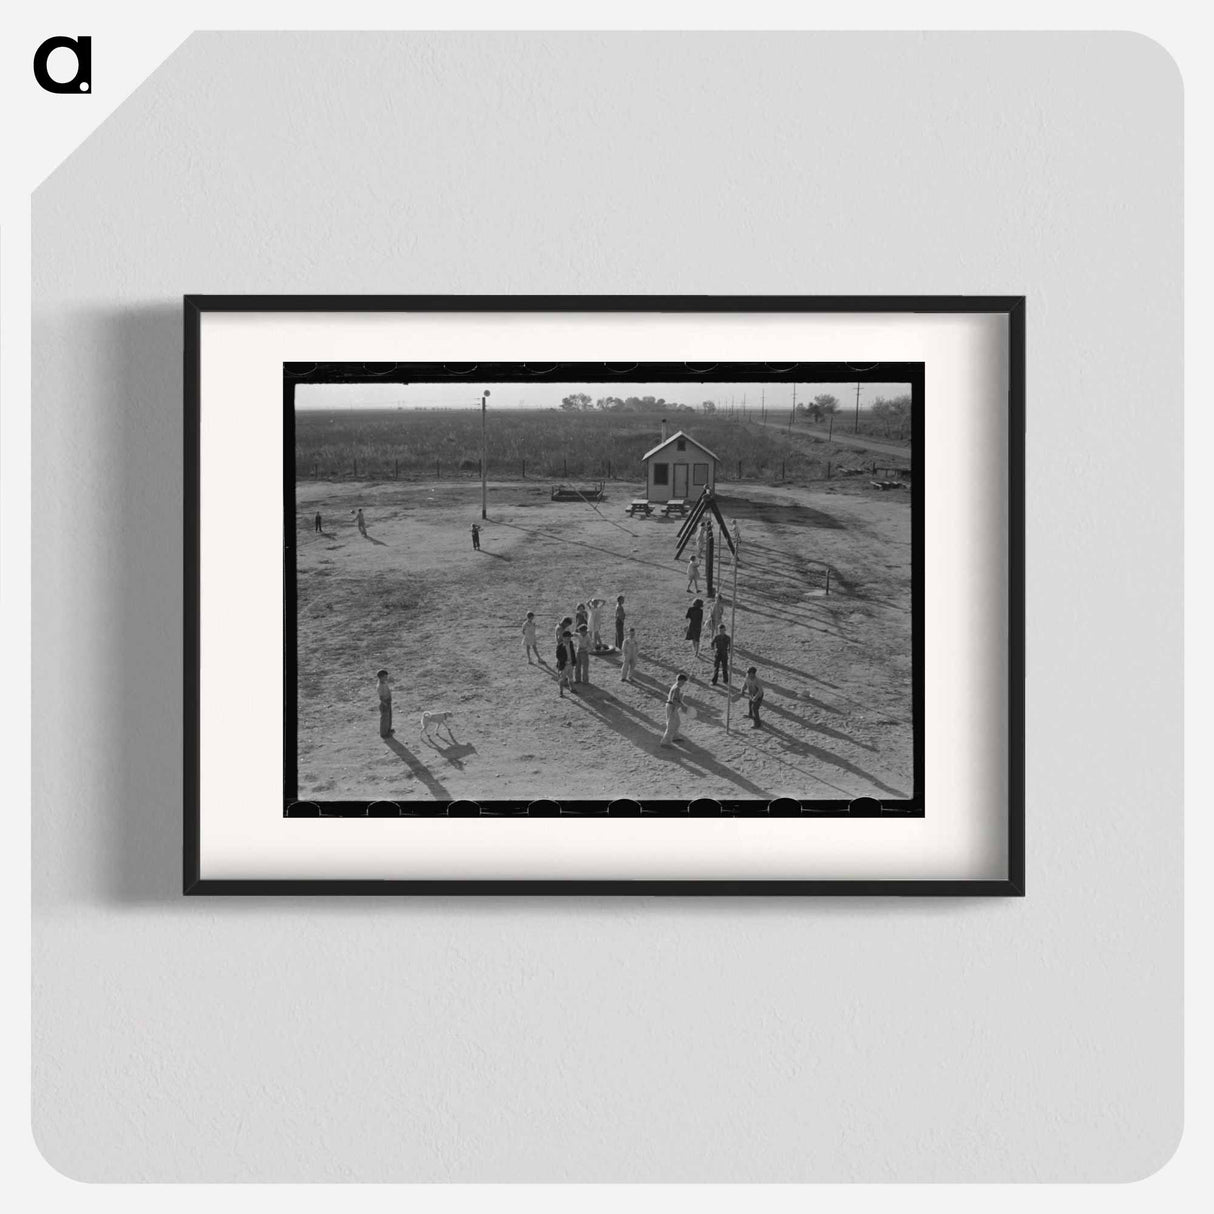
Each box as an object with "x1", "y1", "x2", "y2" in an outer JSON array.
[{"x1": 640, "y1": 430, "x2": 720, "y2": 464}]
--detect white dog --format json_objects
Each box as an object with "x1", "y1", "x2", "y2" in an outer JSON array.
[{"x1": 420, "y1": 710, "x2": 456, "y2": 742}]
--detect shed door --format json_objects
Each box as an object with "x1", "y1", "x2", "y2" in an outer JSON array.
[{"x1": 673, "y1": 463, "x2": 689, "y2": 497}]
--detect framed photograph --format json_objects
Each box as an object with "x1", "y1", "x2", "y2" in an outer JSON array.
[{"x1": 184, "y1": 296, "x2": 1023, "y2": 894}]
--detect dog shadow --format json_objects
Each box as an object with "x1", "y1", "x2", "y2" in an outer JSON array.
[{"x1": 422, "y1": 736, "x2": 477, "y2": 770}]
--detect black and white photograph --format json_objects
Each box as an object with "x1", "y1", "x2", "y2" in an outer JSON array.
[{"x1": 287, "y1": 362, "x2": 922, "y2": 814}]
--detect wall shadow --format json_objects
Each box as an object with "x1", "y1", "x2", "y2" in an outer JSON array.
[{"x1": 55, "y1": 304, "x2": 188, "y2": 904}]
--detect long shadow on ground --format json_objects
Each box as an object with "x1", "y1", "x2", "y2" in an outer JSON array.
[
  {"x1": 759, "y1": 721, "x2": 909, "y2": 798},
  {"x1": 384, "y1": 737, "x2": 452, "y2": 798},
  {"x1": 570, "y1": 684, "x2": 771, "y2": 797},
  {"x1": 712, "y1": 496, "x2": 848, "y2": 530}
]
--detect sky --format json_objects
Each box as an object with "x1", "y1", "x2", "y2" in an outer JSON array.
[{"x1": 295, "y1": 381, "x2": 912, "y2": 412}]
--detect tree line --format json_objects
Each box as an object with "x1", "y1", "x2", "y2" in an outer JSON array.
[{"x1": 560, "y1": 393, "x2": 697, "y2": 413}]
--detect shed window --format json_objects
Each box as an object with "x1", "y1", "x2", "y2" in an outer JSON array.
[
  {"x1": 676, "y1": 438, "x2": 686, "y2": 451},
  {"x1": 652, "y1": 462, "x2": 669, "y2": 485},
  {"x1": 693, "y1": 463, "x2": 708, "y2": 485}
]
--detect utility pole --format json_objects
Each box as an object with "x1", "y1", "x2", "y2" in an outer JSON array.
[
  {"x1": 761, "y1": 386, "x2": 766, "y2": 424},
  {"x1": 725, "y1": 520, "x2": 741, "y2": 733},
  {"x1": 787, "y1": 383, "x2": 796, "y2": 433},
  {"x1": 854, "y1": 382, "x2": 861, "y2": 435},
  {"x1": 480, "y1": 389, "x2": 491, "y2": 519}
]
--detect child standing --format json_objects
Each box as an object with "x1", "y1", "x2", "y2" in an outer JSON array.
[
  {"x1": 470, "y1": 522, "x2": 480, "y2": 550},
  {"x1": 614, "y1": 595, "x2": 626, "y2": 650},
  {"x1": 356, "y1": 508, "x2": 367, "y2": 537},
  {"x1": 684, "y1": 597, "x2": 704, "y2": 659},
  {"x1": 575, "y1": 602, "x2": 588, "y2": 631},
  {"x1": 576, "y1": 623, "x2": 592, "y2": 685},
  {"x1": 738, "y1": 666, "x2": 765, "y2": 728},
  {"x1": 522, "y1": 611, "x2": 540, "y2": 664},
  {"x1": 660, "y1": 673, "x2": 689, "y2": 747},
  {"x1": 709, "y1": 594, "x2": 726, "y2": 635},
  {"x1": 314, "y1": 512, "x2": 323, "y2": 533},
  {"x1": 556, "y1": 630, "x2": 575, "y2": 696},
  {"x1": 376, "y1": 669, "x2": 393, "y2": 737},
  {"x1": 686, "y1": 554, "x2": 700, "y2": 593},
  {"x1": 620, "y1": 627, "x2": 639, "y2": 683},
  {"x1": 588, "y1": 598, "x2": 606, "y2": 650},
  {"x1": 710, "y1": 624, "x2": 731, "y2": 685}
]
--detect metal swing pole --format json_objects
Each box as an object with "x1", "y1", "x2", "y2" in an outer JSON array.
[
  {"x1": 725, "y1": 520, "x2": 740, "y2": 733},
  {"x1": 480, "y1": 389, "x2": 491, "y2": 519}
]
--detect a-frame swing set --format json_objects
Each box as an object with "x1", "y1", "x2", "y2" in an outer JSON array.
[{"x1": 673, "y1": 486, "x2": 735, "y2": 594}]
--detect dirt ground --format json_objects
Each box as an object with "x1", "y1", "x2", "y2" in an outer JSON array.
[{"x1": 293, "y1": 478, "x2": 913, "y2": 804}]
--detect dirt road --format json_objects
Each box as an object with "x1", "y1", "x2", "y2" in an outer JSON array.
[{"x1": 755, "y1": 418, "x2": 912, "y2": 461}]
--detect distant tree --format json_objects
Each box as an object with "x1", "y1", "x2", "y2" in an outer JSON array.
[
  {"x1": 701, "y1": 400, "x2": 717, "y2": 415},
  {"x1": 561, "y1": 392, "x2": 593, "y2": 411},
  {"x1": 808, "y1": 393, "x2": 840, "y2": 422},
  {"x1": 870, "y1": 393, "x2": 912, "y2": 434}
]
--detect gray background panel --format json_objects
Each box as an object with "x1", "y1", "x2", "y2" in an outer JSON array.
[{"x1": 32, "y1": 32, "x2": 1181, "y2": 1181}]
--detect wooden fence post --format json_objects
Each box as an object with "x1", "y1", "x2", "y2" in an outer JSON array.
[
  {"x1": 564, "y1": 457, "x2": 568, "y2": 476},
  {"x1": 353, "y1": 457, "x2": 357, "y2": 477},
  {"x1": 737, "y1": 459, "x2": 742, "y2": 479},
  {"x1": 394, "y1": 459, "x2": 399, "y2": 479},
  {"x1": 522, "y1": 458, "x2": 526, "y2": 479}
]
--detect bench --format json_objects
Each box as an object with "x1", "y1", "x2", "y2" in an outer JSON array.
[
  {"x1": 661, "y1": 499, "x2": 689, "y2": 517},
  {"x1": 626, "y1": 500, "x2": 655, "y2": 517}
]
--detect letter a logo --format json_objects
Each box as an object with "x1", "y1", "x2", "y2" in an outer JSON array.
[{"x1": 33, "y1": 35, "x2": 92, "y2": 94}]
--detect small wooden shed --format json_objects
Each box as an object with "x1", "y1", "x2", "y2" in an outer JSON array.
[{"x1": 641, "y1": 427, "x2": 719, "y2": 503}]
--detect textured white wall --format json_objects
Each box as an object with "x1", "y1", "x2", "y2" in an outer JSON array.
[{"x1": 31, "y1": 32, "x2": 1181, "y2": 1181}]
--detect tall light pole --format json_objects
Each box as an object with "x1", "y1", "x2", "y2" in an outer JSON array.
[
  {"x1": 480, "y1": 389, "x2": 491, "y2": 519},
  {"x1": 725, "y1": 519, "x2": 741, "y2": 733},
  {"x1": 854, "y1": 382, "x2": 861, "y2": 434}
]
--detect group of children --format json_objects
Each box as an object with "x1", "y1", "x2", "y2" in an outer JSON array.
[
  {"x1": 528, "y1": 594, "x2": 633, "y2": 698},
  {"x1": 368, "y1": 516, "x2": 765, "y2": 747},
  {"x1": 519, "y1": 589, "x2": 767, "y2": 733}
]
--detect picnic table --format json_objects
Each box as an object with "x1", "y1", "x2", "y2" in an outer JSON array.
[
  {"x1": 661, "y1": 498, "x2": 689, "y2": 517},
  {"x1": 626, "y1": 499, "x2": 655, "y2": 517}
]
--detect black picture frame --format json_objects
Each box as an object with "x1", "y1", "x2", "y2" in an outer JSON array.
[{"x1": 184, "y1": 295, "x2": 1024, "y2": 896}]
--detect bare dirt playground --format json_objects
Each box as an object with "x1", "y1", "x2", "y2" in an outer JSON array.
[{"x1": 294, "y1": 478, "x2": 912, "y2": 804}]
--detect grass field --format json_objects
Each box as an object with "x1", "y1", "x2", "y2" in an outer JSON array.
[
  {"x1": 293, "y1": 475, "x2": 913, "y2": 805},
  {"x1": 294, "y1": 407, "x2": 905, "y2": 483}
]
